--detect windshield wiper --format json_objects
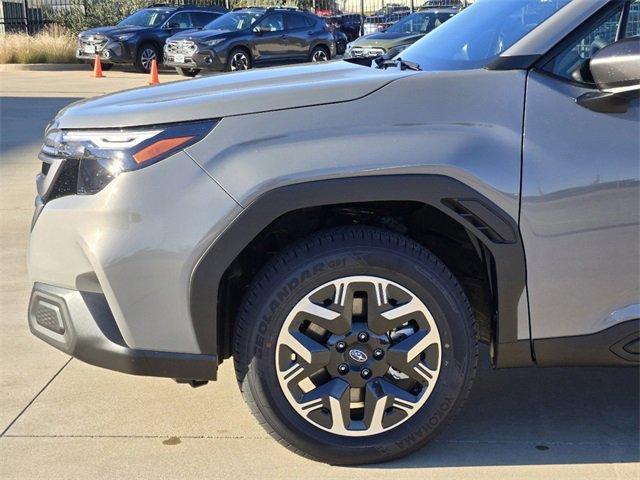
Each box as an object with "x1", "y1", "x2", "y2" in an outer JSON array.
[{"x1": 378, "y1": 57, "x2": 421, "y2": 71}]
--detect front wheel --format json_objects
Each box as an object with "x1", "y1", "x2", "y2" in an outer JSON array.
[
  {"x1": 309, "y1": 45, "x2": 330, "y2": 62},
  {"x1": 234, "y1": 227, "x2": 478, "y2": 465},
  {"x1": 226, "y1": 48, "x2": 251, "y2": 72},
  {"x1": 134, "y1": 43, "x2": 159, "y2": 73}
]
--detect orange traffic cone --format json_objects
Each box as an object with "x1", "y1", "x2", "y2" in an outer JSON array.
[
  {"x1": 148, "y1": 58, "x2": 159, "y2": 85},
  {"x1": 92, "y1": 54, "x2": 104, "y2": 78}
]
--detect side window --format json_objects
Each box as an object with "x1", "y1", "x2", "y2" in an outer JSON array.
[
  {"x1": 286, "y1": 13, "x2": 308, "y2": 30},
  {"x1": 192, "y1": 12, "x2": 219, "y2": 28},
  {"x1": 167, "y1": 12, "x2": 193, "y2": 29},
  {"x1": 258, "y1": 14, "x2": 284, "y2": 32},
  {"x1": 542, "y1": 7, "x2": 623, "y2": 85},
  {"x1": 625, "y1": 0, "x2": 640, "y2": 37}
]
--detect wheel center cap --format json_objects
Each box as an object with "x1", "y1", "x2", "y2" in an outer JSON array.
[{"x1": 348, "y1": 348, "x2": 368, "y2": 364}]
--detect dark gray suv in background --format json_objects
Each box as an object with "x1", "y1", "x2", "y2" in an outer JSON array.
[
  {"x1": 164, "y1": 7, "x2": 336, "y2": 75},
  {"x1": 29, "y1": 0, "x2": 639, "y2": 466},
  {"x1": 76, "y1": 5, "x2": 226, "y2": 72}
]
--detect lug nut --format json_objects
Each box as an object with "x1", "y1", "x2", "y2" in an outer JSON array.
[
  {"x1": 335, "y1": 341, "x2": 346, "y2": 352},
  {"x1": 373, "y1": 348, "x2": 384, "y2": 360},
  {"x1": 360, "y1": 368, "x2": 372, "y2": 379},
  {"x1": 357, "y1": 331, "x2": 369, "y2": 342},
  {"x1": 337, "y1": 363, "x2": 349, "y2": 375}
]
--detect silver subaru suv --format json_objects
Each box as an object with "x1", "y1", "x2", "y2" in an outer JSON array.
[{"x1": 28, "y1": 0, "x2": 639, "y2": 465}]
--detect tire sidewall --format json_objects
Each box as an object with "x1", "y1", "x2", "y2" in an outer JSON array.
[{"x1": 242, "y1": 240, "x2": 475, "y2": 463}]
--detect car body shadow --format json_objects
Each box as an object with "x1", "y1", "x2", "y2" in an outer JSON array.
[{"x1": 372, "y1": 346, "x2": 639, "y2": 468}]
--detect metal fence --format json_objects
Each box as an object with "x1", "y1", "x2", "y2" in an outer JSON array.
[{"x1": 0, "y1": 0, "x2": 465, "y2": 35}]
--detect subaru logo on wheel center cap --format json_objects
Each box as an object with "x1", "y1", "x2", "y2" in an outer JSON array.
[{"x1": 349, "y1": 349, "x2": 368, "y2": 363}]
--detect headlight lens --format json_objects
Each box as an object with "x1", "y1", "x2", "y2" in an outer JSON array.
[
  {"x1": 40, "y1": 120, "x2": 216, "y2": 195},
  {"x1": 203, "y1": 38, "x2": 225, "y2": 47},
  {"x1": 114, "y1": 33, "x2": 134, "y2": 41}
]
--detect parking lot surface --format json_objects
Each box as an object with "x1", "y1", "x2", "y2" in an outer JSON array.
[{"x1": 1, "y1": 70, "x2": 639, "y2": 480}]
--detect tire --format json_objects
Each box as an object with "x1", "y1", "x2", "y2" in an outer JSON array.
[
  {"x1": 309, "y1": 45, "x2": 330, "y2": 62},
  {"x1": 175, "y1": 67, "x2": 201, "y2": 77},
  {"x1": 234, "y1": 226, "x2": 478, "y2": 465},
  {"x1": 226, "y1": 47, "x2": 251, "y2": 72},
  {"x1": 100, "y1": 62, "x2": 114, "y2": 71},
  {"x1": 134, "y1": 43, "x2": 160, "y2": 73}
]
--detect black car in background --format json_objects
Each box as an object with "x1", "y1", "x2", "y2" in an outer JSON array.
[
  {"x1": 164, "y1": 7, "x2": 336, "y2": 76},
  {"x1": 326, "y1": 14, "x2": 362, "y2": 41},
  {"x1": 76, "y1": 5, "x2": 227, "y2": 72}
]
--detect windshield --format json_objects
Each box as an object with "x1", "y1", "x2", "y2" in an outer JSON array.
[
  {"x1": 118, "y1": 9, "x2": 171, "y2": 27},
  {"x1": 386, "y1": 11, "x2": 456, "y2": 34},
  {"x1": 399, "y1": 0, "x2": 572, "y2": 70},
  {"x1": 204, "y1": 11, "x2": 263, "y2": 31}
]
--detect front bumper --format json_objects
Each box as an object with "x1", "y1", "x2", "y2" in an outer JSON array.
[
  {"x1": 164, "y1": 49, "x2": 226, "y2": 71},
  {"x1": 29, "y1": 283, "x2": 217, "y2": 380},
  {"x1": 28, "y1": 149, "x2": 241, "y2": 370},
  {"x1": 76, "y1": 40, "x2": 134, "y2": 63}
]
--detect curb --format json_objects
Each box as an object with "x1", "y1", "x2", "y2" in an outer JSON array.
[{"x1": 0, "y1": 63, "x2": 89, "y2": 72}]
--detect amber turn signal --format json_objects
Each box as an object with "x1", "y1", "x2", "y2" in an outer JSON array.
[{"x1": 133, "y1": 135, "x2": 195, "y2": 165}]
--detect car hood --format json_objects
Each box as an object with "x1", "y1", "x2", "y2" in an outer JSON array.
[
  {"x1": 80, "y1": 25, "x2": 147, "y2": 37},
  {"x1": 55, "y1": 61, "x2": 416, "y2": 129},
  {"x1": 168, "y1": 28, "x2": 237, "y2": 42},
  {"x1": 351, "y1": 32, "x2": 423, "y2": 48}
]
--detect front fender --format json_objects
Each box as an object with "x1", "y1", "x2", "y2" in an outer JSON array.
[{"x1": 185, "y1": 67, "x2": 530, "y2": 365}]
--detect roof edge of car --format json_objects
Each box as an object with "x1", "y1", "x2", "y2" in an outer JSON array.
[
  {"x1": 231, "y1": 5, "x2": 307, "y2": 11},
  {"x1": 146, "y1": 3, "x2": 227, "y2": 11}
]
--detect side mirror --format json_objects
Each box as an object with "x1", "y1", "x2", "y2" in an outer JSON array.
[
  {"x1": 166, "y1": 22, "x2": 181, "y2": 30},
  {"x1": 253, "y1": 25, "x2": 270, "y2": 34},
  {"x1": 577, "y1": 37, "x2": 640, "y2": 113}
]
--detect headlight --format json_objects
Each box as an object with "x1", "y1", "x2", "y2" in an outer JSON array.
[
  {"x1": 203, "y1": 38, "x2": 225, "y2": 47},
  {"x1": 346, "y1": 42, "x2": 353, "y2": 50},
  {"x1": 40, "y1": 120, "x2": 216, "y2": 195},
  {"x1": 114, "y1": 33, "x2": 134, "y2": 41}
]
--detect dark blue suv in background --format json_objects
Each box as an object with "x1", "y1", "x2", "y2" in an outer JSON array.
[
  {"x1": 164, "y1": 7, "x2": 336, "y2": 76},
  {"x1": 76, "y1": 4, "x2": 227, "y2": 72}
]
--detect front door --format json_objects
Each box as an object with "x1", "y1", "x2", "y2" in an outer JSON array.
[
  {"x1": 520, "y1": 2, "x2": 640, "y2": 344},
  {"x1": 253, "y1": 13, "x2": 287, "y2": 62}
]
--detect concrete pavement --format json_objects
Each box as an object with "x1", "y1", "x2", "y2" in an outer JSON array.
[{"x1": 1, "y1": 70, "x2": 639, "y2": 480}]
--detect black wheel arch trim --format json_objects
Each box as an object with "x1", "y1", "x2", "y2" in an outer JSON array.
[{"x1": 189, "y1": 174, "x2": 530, "y2": 367}]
